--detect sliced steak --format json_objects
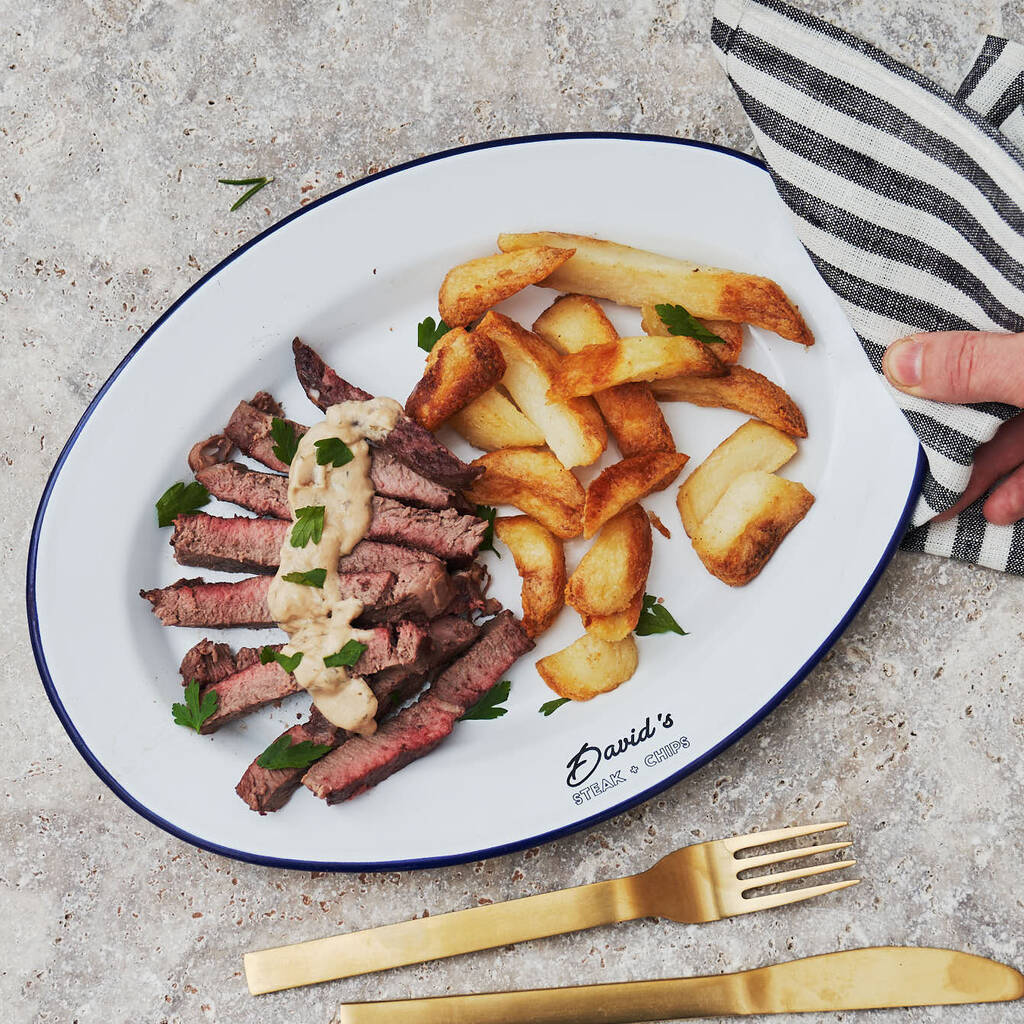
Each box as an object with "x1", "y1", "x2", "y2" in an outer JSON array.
[
  {"x1": 196, "y1": 462, "x2": 290, "y2": 518},
  {"x1": 188, "y1": 433, "x2": 235, "y2": 474},
  {"x1": 171, "y1": 501, "x2": 485, "y2": 575},
  {"x1": 302, "y1": 612, "x2": 533, "y2": 804},
  {"x1": 293, "y1": 338, "x2": 481, "y2": 489},
  {"x1": 446, "y1": 565, "x2": 501, "y2": 619},
  {"x1": 199, "y1": 660, "x2": 301, "y2": 733},
  {"x1": 179, "y1": 638, "x2": 236, "y2": 686},
  {"x1": 249, "y1": 390, "x2": 284, "y2": 417},
  {"x1": 369, "y1": 449, "x2": 465, "y2": 511},
  {"x1": 236, "y1": 706, "x2": 342, "y2": 814},
  {"x1": 224, "y1": 400, "x2": 307, "y2": 473}
]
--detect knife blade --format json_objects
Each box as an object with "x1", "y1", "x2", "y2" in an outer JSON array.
[{"x1": 334, "y1": 947, "x2": 1023, "y2": 1024}]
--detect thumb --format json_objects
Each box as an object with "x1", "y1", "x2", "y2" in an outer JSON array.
[{"x1": 882, "y1": 330, "x2": 1024, "y2": 406}]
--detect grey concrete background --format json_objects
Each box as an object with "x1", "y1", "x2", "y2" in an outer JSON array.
[{"x1": 3, "y1": 1, "x2": 1023, "y2": 1022}]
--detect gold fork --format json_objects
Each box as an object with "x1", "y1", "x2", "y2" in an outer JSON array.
[{"x1": 244, "y1": 821, "x2": 857, "y2": 995}]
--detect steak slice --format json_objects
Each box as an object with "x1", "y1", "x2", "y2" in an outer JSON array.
[
  {"x1": 302, "y1": 612, "x2": 533, "y2": 804},
  {"x1": 236, "y1": 707, "x2": 341, "y2": 814},
  {"x1": 171, "y1": 501, "x2": 485, "y2": 574},
  {"x1": 293, "y1": 338, "x2": 481, "y2": 489},
  {"x1": 369, "y1": 449, "x2": 465, "y2": 512},
  {"x1": 196, "y1": 462, "x2": 290, "y2": 519},
  {"x1": 224, "y1": 400, "x2": 307, "y2": 473},
  {"x1": 445, "y1": 565, "x2": 501, "y2": 620},
  {"x1": 188, "y1": 433, "x2": 235, "y2": 474}
]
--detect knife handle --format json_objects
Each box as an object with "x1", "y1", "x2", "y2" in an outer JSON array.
[
  {"x1": 335, "y1": 976, "x2": 736, "y2": 1024},
  {"x1": 245, "y1": 876, "x2": 638, "y2": 994}
]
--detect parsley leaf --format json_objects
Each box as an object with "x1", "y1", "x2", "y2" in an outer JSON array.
[
  {"x1": 417, "y1": 316, "x2": 451, "y2": 353},
  {"x1": 323, "y1": 639, "x2": 367, "y2": 668},
  {"x1": 255, "y1": 734, "x2": 333, "y2": 770},
  {"x1": 462, "y1": 679, "x2": 511, "y2": 720},
  {"x1": 171, "y1": 679, "x2": 219, "y2": 732},
  {"x1": 655, "y1": 303, "x2": 726, "y2": 345},
  {"x1": 539, "y1": 697, "x2": 571, "y2": 716},
  {"x1": 155, "y1": 481, "x2": 211, "y2": 528},
  {"x1": 314, "y1": 437, "x2": 354, "y2": 468},
  {"x1": 260, "y1": 646, "x2": 303, "y2": 673},
  {"x1": 635, "y1": 594, "x2": 688, "y2": 637},
  {"x1": 270, "y1": 417, "x2": 299, "y2": 466},
  {"x1": 475, "y1": 504, "x2": 501, "y2": 558},
  {"x1": 281, "y1": 568, "x2": 327, "y2": 588},
  {"x1": 290, "y1": 505, "x2": 325, "y2": 548}
]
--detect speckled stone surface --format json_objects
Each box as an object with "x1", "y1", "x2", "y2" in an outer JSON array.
[{"x1": 4, "y1": 2, "x2": 1024, "y2": 1022}]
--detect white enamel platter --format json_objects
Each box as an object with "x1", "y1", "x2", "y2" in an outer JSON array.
[{"x1": 28, "y1": 135, "x2": 923, "y2": 870}]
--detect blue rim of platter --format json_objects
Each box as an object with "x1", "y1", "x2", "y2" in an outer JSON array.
[{"x1": 26, "y1": 132, "x2": 927, "y2": 872}]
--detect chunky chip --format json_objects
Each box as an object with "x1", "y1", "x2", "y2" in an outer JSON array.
[
  {"x1": 463, "y1": 447, "x2": 585, "y2": 539},
  {"x1": 690, "y1": 471, "x2": 814, "y2": 586},
  {"x1": 475, "y1": 311, "x2": 606, "y2": 468},
  {"x1": 650, "y1": 365, "x2": 808, "y2": 438},
  {"x1": 565, "y1": 503, "x2": 652, "y2": 618},
  {"x1": 493, "y1": 515, "x2": 566, "y2": 638},
  {"x1": 448, "y1": 388, "x2": 545, "y2": 450},
  {"x1": 536, "y1": 633, "x2": 639, "y2": 701},
  {"x1": 641, "y1": 302, "x2": 744, "y2": 366},
  {"x1": 548, "y1": 335, "x2": 725, "y2": 401},
  {"x1": 677, "y1": 420, "x2": 798, "y2": 538},
  {"x1": 579, "y1": 592, "x2": 643, "y2": 642},
  {"x1": 405, "y1": 328, "x2": 506, "y2": 432},
  {"x1": 583, "y1": 451, "x2": 689, "y2": 539},
  {"x1": 533, "y1": 294, "x2": 675, "y2": 458},
  {"x1": 497, "y1": 231, "x2": 814, "y2": 345},
  {"x1": 438, "y1": 246, "x2": 576, "y2": 327}
]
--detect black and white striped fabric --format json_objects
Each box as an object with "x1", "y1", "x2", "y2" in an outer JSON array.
[{"x1": 711, "y1": 0, "x2": 1024, "y2": 573}]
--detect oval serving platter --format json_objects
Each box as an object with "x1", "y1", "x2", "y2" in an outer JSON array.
[{"x1": 28, "y1": 134, "x2": 923, "y2": 870}]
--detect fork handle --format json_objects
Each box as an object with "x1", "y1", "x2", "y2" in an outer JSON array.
[{"x1": 244, "y1": 876, "x2": 636, "y2": 994}]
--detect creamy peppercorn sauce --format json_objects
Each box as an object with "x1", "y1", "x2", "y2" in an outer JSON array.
[{"x1": 266, "y1": 398, "x2": 403, "y2": 734}]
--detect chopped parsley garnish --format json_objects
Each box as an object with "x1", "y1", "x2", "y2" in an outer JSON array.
[
  {"x1": 255, "y1": 734, "x2": 333, "y2": 770},
  {"x1": 155, "y1": 481, "x2": 211, "y2": 527},
  {"x1": 270, "y1": 417, "x2": 299, "y2": 466},
  {"x1": 314, "y1": 437, "x2": 354, "y2": 468},
  {"x1": 218, "y1": 175, "x2": 274, "y2": 211},
  {"x1": 290, "y1": 505, "x2": 325, "y2": 548},
  {"x1": 635, "y1": 594, "x2": 688, "y2": 637},
  {"x1": 539, "y1": 697, "x2": 571, "y2": 716},
  {"x1": 475, "y1": 504, "x2": 501, "y2": 558},
  {"x1": 417, "y1": 316, "x2": 451, "y2": 353},
  {"x1": 462, "y1": 679, "x2": 511, "y2": 720},
  {"x1": 281, "y1": 567, "x2": 327, "y2": 588},
  {"x1": 323, "y1": 639, "x2": 367, "y2": 668},
  {"x1": 655, "y1": 303, "x2": 726, "y2": 345},
  {"x1": 260, "y1": 646, "x2": 303, "y2": 674},
  {"x1": 172, "y1": 679, "x2": 219, "y2": 732}
]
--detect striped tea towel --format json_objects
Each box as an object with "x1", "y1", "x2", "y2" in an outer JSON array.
[{"x1": 710, "y1": 0, "x2": 1024, "y2": 573}]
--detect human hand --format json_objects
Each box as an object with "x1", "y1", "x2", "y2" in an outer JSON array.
[{"x1": 883, "y1": 330, "x2": 1024, "y2": 525}]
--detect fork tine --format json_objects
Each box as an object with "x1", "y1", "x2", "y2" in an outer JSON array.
[
  {"x1": 723, "y1": 821, "x2": 847, "y2": 854},
  {"x1": 739, "y1": 859, "x2": 856, "y2": 893},
  {"x1": 738, "y1": 840, "x2": 853, "y2": 871},
  {"x1": 736, "y1": 877, "x2": 860, "y2": 915}
]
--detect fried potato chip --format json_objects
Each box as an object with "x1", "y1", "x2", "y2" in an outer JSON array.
[
  {"x1": 493, "y1": 515, "x2": 566, "y2": 637},
  {"x1": 475, "y1": 311, "x2": 606, "y2": 468},
  {"x1": 565, "y1": 503, "x2": 652, "y2": 618},
  {"x1": 448, "y1": 388, "x2": 545, "y2": 450},
  {"x1": 650, "y1": 365, "x2": 808, "y2": 438},
  {"x1": 582, "y1": 451, "x2": 688, "y2": 539},
  {"x1": 405, "y1": 328, "x2": 506, "y2": 432},
  {"x1": 536, "y1": 633, "x2": 639, "y2": 701},
  {"x1": 691, "y1": 470, "x2": 814, "y2": 586},
  {"x1": 463, "y1": 447, "x2": 585, "y2": 539},
  {"x1": 641, "y1": 302, "x2": 744, "y2": 366},
  {"x1": 533, "y1": 295, "x2": 675, "y2": 457},
  {"x1": 498, "y1": 231, "x2": 814, "y2": 345},
  {"x1": 677, "y1": 420, "x2": 798, "y2": 537},
  {"x1": 579, "y1": 591, "x2": 643, "y2": 642},
  {"x1": 438, "y1": 246, "x2": 575, "y2": 327},
  {"x1": 548, "y1": 336, "x2": 725, "y2": 400}
]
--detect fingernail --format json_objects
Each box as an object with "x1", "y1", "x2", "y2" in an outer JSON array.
[{"x1": 885, "y1": 336, "x2": 923, "y2": 388}]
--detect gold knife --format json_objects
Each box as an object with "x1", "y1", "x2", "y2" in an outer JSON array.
[{"x1": 333, "y1": 947, "x2": 1023, "y2": 1023}]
